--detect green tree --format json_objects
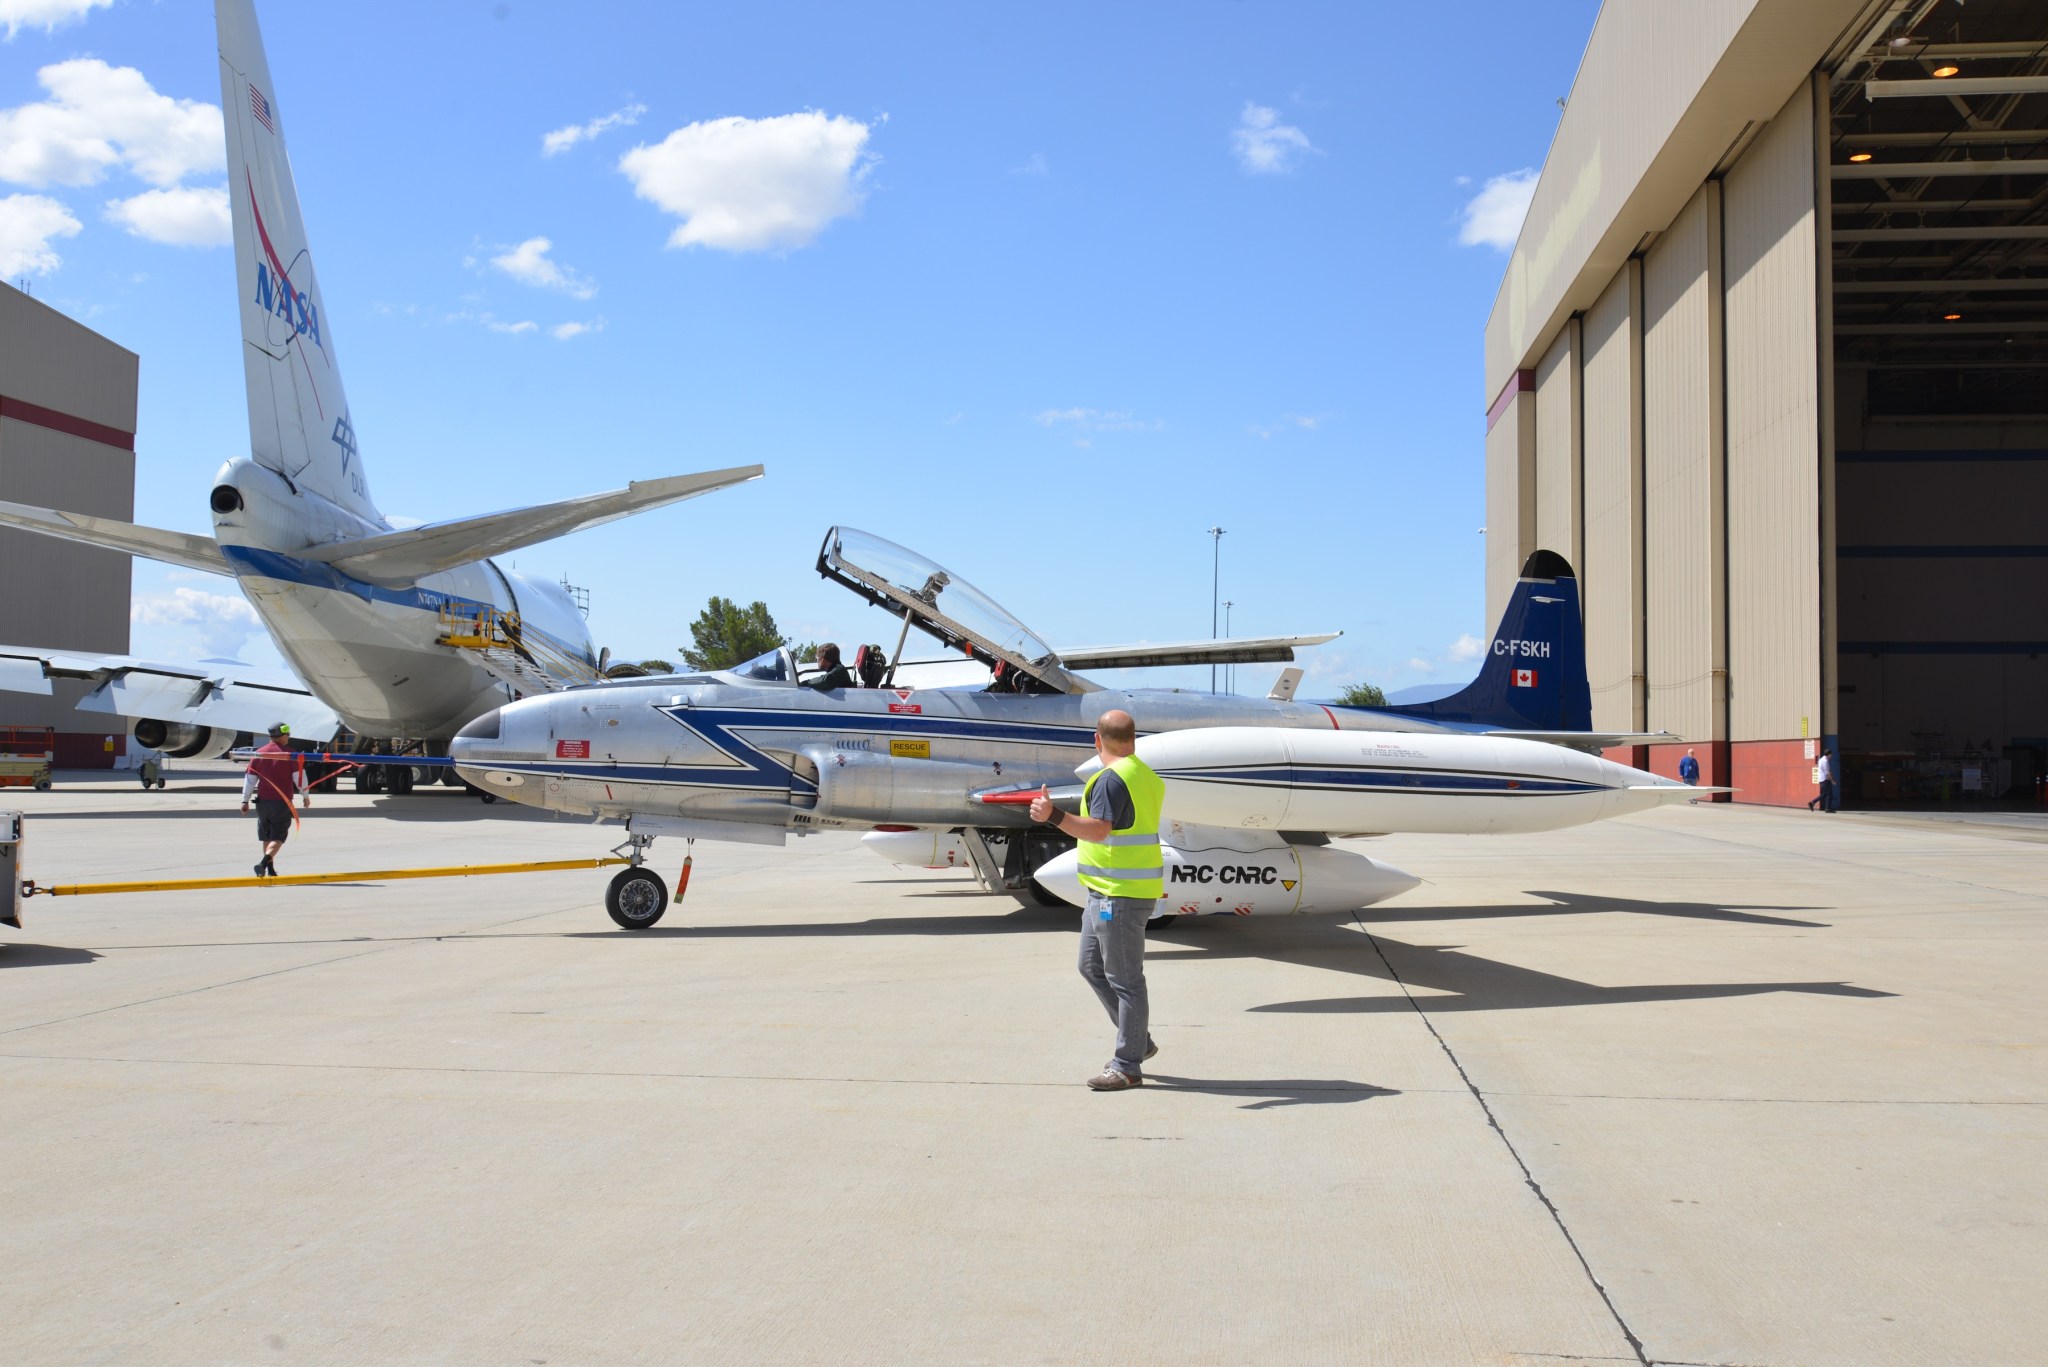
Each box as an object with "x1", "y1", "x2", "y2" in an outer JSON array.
[
  {"x1": 681, "y1": 597, "x2": 788, "y2": 671},
  {"x1": 1335, "y1": 681, "x2": 1387, "y2": 708}
]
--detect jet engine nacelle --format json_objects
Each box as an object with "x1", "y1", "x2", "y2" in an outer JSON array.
[
  {"x1": 807, "y1": 749, "x2": 1035, "y2": 828},
  {"x1": 130, "y1": 718, "x2": 248, "y2": 760},
  {"x1": 1032, "y1": 822, "x2": 1420, "y2": 916}
]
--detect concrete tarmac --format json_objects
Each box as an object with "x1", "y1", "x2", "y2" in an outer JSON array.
[{"x1": 2, "y1": 768, "x2": 2041, "y2": 1366}]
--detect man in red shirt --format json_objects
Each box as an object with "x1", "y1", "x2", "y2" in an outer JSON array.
[{"x1": 240, "y1": 723, "x2": 309, "y2": 877}]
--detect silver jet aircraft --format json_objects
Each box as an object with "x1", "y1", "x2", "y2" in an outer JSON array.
[
  {"x1": 449, "y1": 528, "x2": 1693, "y2": 929},
  {"x1": 0, "y1": 0, "x2": 758, "y2": 778}
]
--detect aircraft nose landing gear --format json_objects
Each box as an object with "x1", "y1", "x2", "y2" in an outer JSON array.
[{"x1": 605, "y1": 832, "x2": 669, "y2": 929}]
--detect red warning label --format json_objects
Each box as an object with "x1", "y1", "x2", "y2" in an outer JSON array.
[{"x1": 556, "y1": 740, "x2": 590, "y2": 758}]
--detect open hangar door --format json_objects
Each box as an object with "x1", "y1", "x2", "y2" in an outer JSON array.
[{"x1": 1827, "y1": 0, "x2": 2048, "y2": 806}]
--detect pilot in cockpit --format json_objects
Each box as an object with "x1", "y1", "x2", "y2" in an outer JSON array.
[{"x1": 806, "y1": 642, "x2": 856, "y2": 691}]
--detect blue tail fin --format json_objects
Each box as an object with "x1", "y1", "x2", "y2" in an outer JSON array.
[{"x1": 1369, "y1": 551, "x2": 1591, "y2": 731}]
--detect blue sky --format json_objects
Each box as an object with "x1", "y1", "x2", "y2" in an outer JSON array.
[{"x1": 0, "y1": 0, "x2": 1598, "y2": 697}]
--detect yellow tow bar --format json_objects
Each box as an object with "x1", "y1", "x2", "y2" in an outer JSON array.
[{"x1": 22, "y1": 856, "x2": 632, "y2": 898}]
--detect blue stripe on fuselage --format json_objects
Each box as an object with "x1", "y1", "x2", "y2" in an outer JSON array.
[
  {"x1": 221, "y1": 543, "x2": 473, "y2": 611},
  {"x1": 1168, "y1": 764, "x2": 1603, "y2": 795}
]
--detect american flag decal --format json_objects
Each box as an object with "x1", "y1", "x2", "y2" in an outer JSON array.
[
  {"x1": 1513, "y1": 668, "x2": 1538, "y2": 688},
  {"x1": 250, "y1": 84, "x2": 275, "y2": 133}
]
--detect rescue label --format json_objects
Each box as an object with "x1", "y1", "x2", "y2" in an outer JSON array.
[
  {"x1": 556, "y1": 740, "x2": 589, "y2": 758},
  {"x1": 890, "y1": 739, "x2": 930, "y2": 759},
  {"x1": 888, "y1": 703, "x2": 923, "y2": 715},
  {"x1": 1170, "y1": 864, "x2": 1279, "y2": 885}
]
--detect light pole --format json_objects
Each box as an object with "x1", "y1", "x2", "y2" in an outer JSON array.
[
  {"x1": 1222, "y1": 599, "x2": 1235, "y2": 694},
  {"x1": 1207, "y1": 526, "x2": 1226, "y2": 693}
]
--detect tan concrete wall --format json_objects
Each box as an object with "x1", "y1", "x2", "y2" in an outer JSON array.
[
  {"x1": 1485, "y1": 0, "x2": 1872, "y2": 401},
  {"x1": 1722, "y1": 83, "x2": 1821, "y2": 744},
  {"x1": 0, "y1": 285, "x2": 138, "y2": 734},
  {"x1": 1581, "y1": 264, "x2": 1644, "y2": 733},
  {"x1": 0, "y1": 285, "x2": 138, "y2": 434},
  {"x1": 1533, "y1": 321, "x2": 1582, "y2": 574},
  {"x1": 1485, "y1": 391, "x2": 1536, "y2": 629},
  {"x1": 1642, "y1": 185, "x2": 1725, "y2": 742}
]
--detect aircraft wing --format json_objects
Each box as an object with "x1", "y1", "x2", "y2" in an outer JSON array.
[
  {"x1": 0, "y1": 647, "x2": 340, "y2": 740},
  {"x1": 1055, "y1": 633, "x2": 1341, "y2": 671},
  {"x1": 301, "y1": 465, "x2": 764, "y2": 587},
  {"x1": 0, "y1": 499, "x2": 231, "y2": 576},
  {"x1": 1488, "y1": 729, "x2": 1679, "y2": 755}
]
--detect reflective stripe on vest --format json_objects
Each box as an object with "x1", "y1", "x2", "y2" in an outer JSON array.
[{"x1": 1075, "y1": 753, "x2": 1166, "y2": 900}]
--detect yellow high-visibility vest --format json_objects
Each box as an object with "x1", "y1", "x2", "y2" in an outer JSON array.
[{"x1": 1075, "y1": 753, "x2": 1165, "y2": 899}]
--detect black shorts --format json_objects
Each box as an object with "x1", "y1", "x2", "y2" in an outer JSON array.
[{"x1": 254, "y1": 798, "x2": 293, "y2": 843}]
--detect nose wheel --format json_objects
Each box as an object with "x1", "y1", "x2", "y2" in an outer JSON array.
[{"x1": 606, "y1": 866, "x2": 669, "y2": 929}]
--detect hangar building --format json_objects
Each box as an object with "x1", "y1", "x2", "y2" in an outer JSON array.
[
  {"x1": 1486, "y1": 0, "x2": 2048, "y2": 807},
  {"x1": 0, "y1": 282, "x2": 139, "y2": 768}
]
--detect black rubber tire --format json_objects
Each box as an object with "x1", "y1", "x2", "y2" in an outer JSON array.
[
  {"x1": 1023, "y1": 878, "x2": 1068, "y2": 907},
  {"x1": 353, "y1": 766, "x2": 384, "y2": 795},
  {"x1": 1146, "y1": 915, "x2": 1180, "y2": 931},
  {"x1": 32, "y1": 775, "x2": 50, "y2": 792},
  {"x1": 479, "y1": 791, "x2": 497, "y2": 804},
  {"x1": 441, "y1": 768, "x2": 466, "y2": 787},
  {"x1": 606, "y1": 867, "x2": 669, "y2": 929},
  {"x1": 386, "y1": 764, "x2": 415, "y2": 796}
]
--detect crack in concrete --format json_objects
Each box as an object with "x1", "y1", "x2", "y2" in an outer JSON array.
[{"x1": 1355, "y1": 912, "x2": 1652, "y2": 1367}]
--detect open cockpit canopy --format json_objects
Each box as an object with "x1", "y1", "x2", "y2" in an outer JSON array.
[{"x1": 816, "y1": 527, "x2": 1093, "y2": 694}]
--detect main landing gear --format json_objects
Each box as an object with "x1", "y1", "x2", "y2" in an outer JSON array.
[{"x1": 605, "y1": 832, "x2": 669, "y2": 929}]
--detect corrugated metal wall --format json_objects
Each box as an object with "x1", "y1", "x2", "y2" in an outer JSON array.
[
  {"x1": 1580, "y1": 265, "x2": 1644, "y2": 732},
  {"x1": 1723, "y1": 84, "x2": 1821, "y2": 743},
  {"x1": 1485, "y1": 393, "x2": 1536, "y2": 628},
  {"x1": 1534, "y1": 322, "x2": 1581, "y2": 571},
  {"x1": 1641, "y1": 184, "x2": 1725, "y2": 742}
]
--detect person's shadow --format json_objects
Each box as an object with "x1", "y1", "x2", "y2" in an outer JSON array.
[{"x1": 1139, "y1": 1074, "x2": 1399, "y2": 1110}]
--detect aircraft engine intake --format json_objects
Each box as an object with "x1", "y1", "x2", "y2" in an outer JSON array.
[
  {"x1": 130, "y1": 718, "x2": 247, "y2": 760},
  {"x1": 808, "y1": 748, "x2": 1037, "y2": 828}
]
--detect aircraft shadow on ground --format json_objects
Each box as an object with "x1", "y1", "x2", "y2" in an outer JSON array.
[
  {"x1": 1135, "y1": 912, "x2": 1894, "y2": 1015},
  {"x1": 563, "y1": 908, "x2": 1075, "y2": 940},
  {"x1": 1139, "y1": 1075, "x2": 1400, "y2": 1110},
  {"x1": 1366, "y1": 889, "x2": 1830, "y2": 930},
  {"x1": 0, "y1": 942, "x2": 103, "y2": 969}
]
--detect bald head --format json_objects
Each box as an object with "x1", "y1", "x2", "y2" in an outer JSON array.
[{"x1": 1095, "y1": 709, "x2": 1136, "y2": 754}]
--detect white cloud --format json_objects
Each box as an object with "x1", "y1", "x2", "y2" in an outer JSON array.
[
  {"x1": 103, "y1": 184, "x2": 229, "y2": 246},
  {"x1": 485, "y1": 316, "x2": 537, "y2": 334},
  {"x1": 1232, "y1": 102, "x2": 1315, "y2": 175},
  {"x1": 550, "y1": 317, "x2": 604, "y2": 340},
  {"x1": 1011, "y1": 151, "x2": 1048, "y2": 176},
  {"x1": 130, "y1": 587, "x2": 263, "y2": 660},
  {"x1": 1458, "y1": 168, "x2": 1538, "y2": 251},
  {"x1": 0, "y1": 191, "x2": 79, "y2": 274},
  {"x1": 0, "y1": 0, "x2": 111, "y2": 39},
  {"x1": 1032, "y1": 407, "x2": 1161, "y2": 432},
  {"x1": 1250, "y1": 413, "x2": 1322, "y2": 439},
  {"x1": 488, "y1": 236, "x2": 597, "y2": 299},
  {"x1": 0, "y1": 59, "x2": 222, "y2": 190},
  {"x1": 1406, "y1": 657, "x2": 1434, "y2": 674},
  {"x1": 541, "y1": 102, "x2": 647, "y2": 157},
  {"x1": 1446, "y1": 633, "x2": 1486, "y2": 663},
  {"x1": 618, "y1": 110, "x2": 875, "y2": 253}
]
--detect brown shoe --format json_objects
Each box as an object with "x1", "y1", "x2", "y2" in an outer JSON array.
[{"x1": 1087, "y1": 1068, "x2": 1141, "y2": 1091}]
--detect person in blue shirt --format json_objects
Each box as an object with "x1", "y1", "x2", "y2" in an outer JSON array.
[{"x1": 1678, "y1": 747, "x2": 1700, "y2": 803}]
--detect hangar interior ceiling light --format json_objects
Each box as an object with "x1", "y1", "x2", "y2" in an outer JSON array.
[{"x1": 1830, "y1": 0, "x2": 2048, "y2": 416}]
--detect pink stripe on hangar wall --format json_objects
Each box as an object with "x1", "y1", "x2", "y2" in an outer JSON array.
[
  {"x1": 1485, "y1": 369, "x2": 1535, "y2": 432},
  {"x1": 0, "y1": 394, "x2": 136, "y2": 452}
]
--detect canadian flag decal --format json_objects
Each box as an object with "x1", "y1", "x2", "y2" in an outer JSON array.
[{"x1": 1513, "y1": 668, "x2": 1538, "y2": 688}]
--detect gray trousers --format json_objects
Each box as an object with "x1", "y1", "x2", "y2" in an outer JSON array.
[{"x1": 1079, "y1": 891, "x2": 1153, "y2": 1077}]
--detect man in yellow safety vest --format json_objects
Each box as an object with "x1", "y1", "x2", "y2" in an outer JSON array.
[{"x1": 1030, "y1": 708, "x2": 1164, "y2": 1091}]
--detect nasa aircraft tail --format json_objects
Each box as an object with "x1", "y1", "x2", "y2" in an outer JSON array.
[
  {"x1": 218, "y1": 0, "x2": 370, "y2": 520},
  {"x1": 1357, "y1": 550, "x2": 1595, "y2": 734}
]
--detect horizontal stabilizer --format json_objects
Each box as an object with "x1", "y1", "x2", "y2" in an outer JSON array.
[
  {"x1": 0, "y1": 499, "x2": 230, "y2": 576},
  {"x1": 304, "y1": 465, "x2": 764, "y2": 587},
  {"x1": 1056, "y1": 632, "x2": 1340, "y2": 671},
  {"x1": 0, "y1": 646, "x2": 339, "y2": 739}
]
